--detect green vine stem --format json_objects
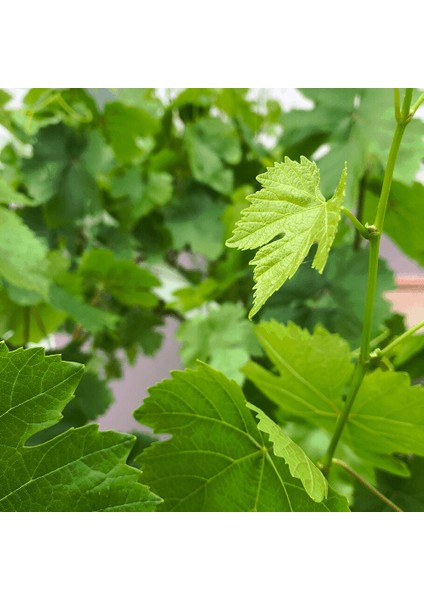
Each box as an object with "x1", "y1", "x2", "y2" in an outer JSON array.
[
  {"x1": 376, "y1": 318, "x2": 424, "y2": 359},
  {"x1": 341, "y1": 207, "x2": 371, "y2": 239},
  {"x1": 331, "y1": 459, "x2": 403, "y2": 512},
  {"x1": 320, "y1": 89, "x2": 416, "y2": 477}
]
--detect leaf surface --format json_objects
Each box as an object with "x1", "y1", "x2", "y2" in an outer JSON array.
[
  {"x1": 134, "y1": 362, "x2": 349, "y2": 511},
  {"x1": 226, "y1": 157, "x2": 346, "y2": 317},
  {"x1": 244, "y1": 321, "x2": 424, "y2": 475},
  {"x1": 246, "y1": 402, "x2": 328, "y2": 502},
  {"x1": 0, "y1": 343, "x2": 160, "y2": 511},
  {"x1": 0, "y1": 207, "x2": 49, "y2": 296}
]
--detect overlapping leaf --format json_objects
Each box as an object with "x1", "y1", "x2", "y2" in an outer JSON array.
[
  {"x1": 134, "y1": 362, "x2": 349, "y2": 511},
  {"x1": 226, "y1": 156, "x2": 347, "y2": 317},
  {"x1": 244, "y1": 321, "x2": 424, "y2": 475},
  {"x1": 0, "y1": 343, "x2": 160, "y2": 511}
]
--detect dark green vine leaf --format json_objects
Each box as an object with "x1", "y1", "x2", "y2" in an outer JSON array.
[
  {"x1": 0, "y1": 343, "x2": 160, "y2": 511},
  {"x1": 226, "y1": 157, "x2": 347, "y2": 317},
  {"x1": 134, "y1": 362, "x2": 349, "y2": 511},
  {"x1": 244, "y1": 321, "x2": 424, "y2": 476}
]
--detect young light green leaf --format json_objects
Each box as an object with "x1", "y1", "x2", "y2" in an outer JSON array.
[
  {"x1": 0, "y1": 343, "x2": 160, "y2": 511},
  {"x1": 134, "y1": 362, "x2": 349, "y2": 511},
  {"x1": 246, "y1": 402, "x2": 328, "y2": 502},
  {"x1": 226, "y1": 156, "x2": 347, "y2": 317}
]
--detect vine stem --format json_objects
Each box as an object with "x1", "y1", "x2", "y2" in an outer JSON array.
[
  {"x1": 320, "y1": 90, "x2": 414, "y2": 477},
  {"x1": 341, "y1": 207, "x2": 371, "y2": 239},
  {"x1": 377, "y1": 318, "x2": 424, "y2": 358},
  {"x1": 331, "y1": 459, "x2": 403, "y2": 512}
]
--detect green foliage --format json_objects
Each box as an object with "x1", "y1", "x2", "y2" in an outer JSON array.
[
  {"x1": 363, "y1": 179, "x2": 424, "y2": 266},
  {"x1": 0, "y1": 87, "x2": 422, "y2": 512},
  {"x1": 134, "y1": 362, "x2": 348, "y2": 511},
  {"x1": 244, "y1": 321, "x2": 424, "y2": 476},
  {"x1": 0, "y1": 342, "x2": 160, "y2": 511},
  {"x1": 175, "y1": 302, "x2": 260, "y2": 384},
  {"x1": 0, "y1": 207, "x2": 49, "y2": 296},
  {"x1": 79, "y1": 248, "x2": 159, "y2": 307},
  {"x1": 260, "y1": 244, "x2": 395, "y2": 347},
  {"x1": 226, "y1": 157, "x2": 347, "y2": 317}
]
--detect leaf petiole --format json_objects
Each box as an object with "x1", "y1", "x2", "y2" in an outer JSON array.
[
  {"x1": 341, "y1": 207, "x2": 375, "y2": 239},
  {"x1": 332, "y1": 458, "x2": 403, "y2": 512},
  {"x1": 377, "y1": 318, "x2": 424, "y2": 359}
]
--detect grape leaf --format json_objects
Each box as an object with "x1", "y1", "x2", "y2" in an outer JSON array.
[
  {"x1": 261, "y1": 244, "x2": 395, "y2": 348},
  {"x1": 165, "y1": 190, "x2": 225, "y2": 260},
  {"x1": 0, "y1": 343, "x2": 160, "y2": 511},
  {"x1": 134, "y1": 362, "x2": 349, "y2": 511},
  {"x1": 103, "y1": 101, "x2": 160, "y2": 163},
  {"x1": 27, "y1": 369, "x2": 115, "y2": 445},
  {"x1": 79, "y1": 248, "x2": 160, "y2": 307},
  {"x1": 0, "y1": 207, "x2": 49, "y2": 296},
  {"x1": 244, "y1": 321, "x2": 424, "y2": 476},
  {"x1": 283, "y1": 89, "x2": 424, "y2": 203},
  {"x1": 110, "y1": 168, "x2": 173, "y2": 229},
  {"x1": 226, "y1": 157, "x2": 347, "y2": 318},
  {"x1": 246, "y1": 402, "x2": 328, "y2": 502},
  {"x1": 0, "y1": 178, "x2": 40, "y2": 207},
  {"x1": 48, "y1": 283, "x2": 119, "y2": 334},
  {"x1": 184, "y1": 117, "x2": 241, "y2": 195},
  {"x1": 175, "y1": 303, "x2": 261, "y2": 384}
]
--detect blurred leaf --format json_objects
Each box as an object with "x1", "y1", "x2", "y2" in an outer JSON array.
[
  {"x1": 261, "y1": 244, "x2": 396, "y2": 348},
  {"x1": 0, "y1": 178, "x2": 40, "y2": 207},
  {"x1": 79, "y1": 248, "x2": 159, "y2": 307},
  {"x1": 175, "y1": 302, "x2": 261, "y2": 384},
  {"x1": 165, "y1": 190, "x2": 225, "y2": 260},
  {"x1": 110, "y1": 168, "x2": 173, "y2": 228},
  {"x1": 103, "y1": 101, "x2": 160, "y2": 163},
  {"x1": 0, "y1": 207, "x2": 49, "y2": 296},
  {"x1": 184, "y1": 117, "x2": 241, "y2": 194}
]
